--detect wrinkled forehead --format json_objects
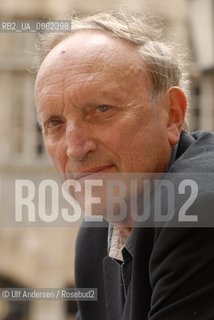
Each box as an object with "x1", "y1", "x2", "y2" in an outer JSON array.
[{"x1": 35, "y1": 30, "x2": 147, "y2": 87}]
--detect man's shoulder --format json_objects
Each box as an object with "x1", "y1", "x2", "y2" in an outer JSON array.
[{"x1": 171, "y1": 130, "x2": 214, "y2": 173}]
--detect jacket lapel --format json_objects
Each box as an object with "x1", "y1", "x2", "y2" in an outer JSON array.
[
  {"x1": 103, "y1": 255, "x2": 124, "y2": 320},
  {"x1": 122, "y1": 228, "x2": 154, "y2": 320}
]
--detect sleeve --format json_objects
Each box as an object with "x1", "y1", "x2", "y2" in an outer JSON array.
[{"x1": 149, "y1": 192, "x2": 214, "y2": 320}]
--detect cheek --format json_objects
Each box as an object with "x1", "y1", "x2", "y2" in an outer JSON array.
[
  {"x1": 99, "y1": 123, "x2": 142, "y2": 166},
  {"x1": 117, "y1": 121, "x2": 169, "y2": 167},
  {"x1": 45, "y1": 139, "x2": 67, "y2": 172}
]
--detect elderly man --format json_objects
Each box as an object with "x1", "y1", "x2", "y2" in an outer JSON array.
[{"x1": 35, "y1": 11, "x2": 214, "y2": 320}]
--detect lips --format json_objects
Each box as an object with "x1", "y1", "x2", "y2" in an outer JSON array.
[{"x1": 72, "y1": 165, "x2": 115, "y2": 179}]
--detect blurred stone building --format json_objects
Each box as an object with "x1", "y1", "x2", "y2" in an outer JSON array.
[
  {"x1": 0, "y1": 0, "x2": 213, "y2": 320},
  {"x1": 0, "y1": 2, "x2": 79, "y2": 320}
]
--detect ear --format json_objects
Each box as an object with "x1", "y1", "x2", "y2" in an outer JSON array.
[{"x1": 164, "y1": 87, "x2": 187, "y2": 146}]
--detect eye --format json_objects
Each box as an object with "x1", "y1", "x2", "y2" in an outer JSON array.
[
  {"x1": 95, "y1": 105, "x2": 110, "y2": 113},
  {"x1": 42, "y1": 117, "x2": 65, "y2": 135},
  {"x1": 46, "y1": 118, "x2": 63, "y2": 128}
]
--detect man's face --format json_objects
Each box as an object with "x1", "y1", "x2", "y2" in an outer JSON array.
[{"x1": 35, "y1": 31, "x2": 172, "y2": 181}]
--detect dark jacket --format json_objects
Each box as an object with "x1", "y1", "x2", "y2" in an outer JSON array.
[{"x1": 75, "y1": 131, "x2": 214, "y2": 320}]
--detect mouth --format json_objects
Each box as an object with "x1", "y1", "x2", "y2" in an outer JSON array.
[{"x1": 71, "y1": 165, "x2": 115, "y2": 180}]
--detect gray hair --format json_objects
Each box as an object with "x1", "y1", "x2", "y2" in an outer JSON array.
[{"x1": 35, "y1": 10, "x2": 190, "y2": 128}]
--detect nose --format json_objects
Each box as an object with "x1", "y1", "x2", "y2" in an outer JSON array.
[{"x1": 65, "y1": 122, "x2": 97, "y2": 161}]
